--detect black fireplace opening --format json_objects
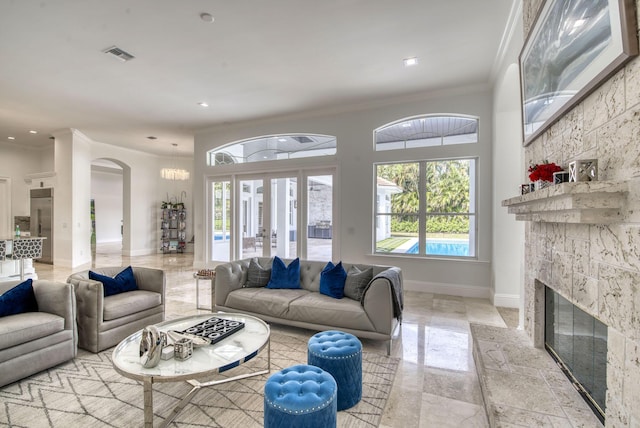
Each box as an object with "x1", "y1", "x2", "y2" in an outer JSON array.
[{"x1": 544, "y1": 286, "x2": 607, "y2": 424}]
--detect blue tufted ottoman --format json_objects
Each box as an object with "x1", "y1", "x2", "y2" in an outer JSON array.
[
  {"x1": 307, "y1": 330, "x2": 362, "y2": 410},
  {"x1": 264, "y1": 364, "x2": 337, "y2": 428}
]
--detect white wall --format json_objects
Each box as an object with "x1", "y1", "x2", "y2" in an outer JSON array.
[
  {"x1": 51, "y1": 129, "x2": 94, "y2": 268},
  {"x1": 491, "y1": 6, "x2": 526, "y2": 310},
  {"x1": 39, "y1": 145, "x2": 54, "y2": 172},
  {"x1": 72, "y1": 131, "x2": 93, "y2": 267},
  {"x1": 91, "y1": 166, "x2": 123, "y2": 243},
  {"x1": 194, "y1": 86, "x2": 494, "y2": 296}
]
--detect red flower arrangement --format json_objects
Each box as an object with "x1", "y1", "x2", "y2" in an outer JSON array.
[{"x1": 528, "y1": 161, "x2": 562, "y2": 182}]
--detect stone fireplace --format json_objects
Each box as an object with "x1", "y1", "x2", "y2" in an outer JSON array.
[
  {"x1": 501, "y1": 1, "x2": 640, "y2": 425},
  {"x1": 502, "y1": 180, "x2": 635, "y2": 425}
]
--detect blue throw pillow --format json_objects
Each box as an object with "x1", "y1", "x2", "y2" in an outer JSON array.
[
  {"x1": 266, "y1": 257, "x2": 301, "y2": 289},
  {"x1": 319, "y1": 261, "x2": 347, "y2": 299},
  {"x1": 0, "y1": 279, "x2": 38, "y2": 317},
  {"x1": 89, "y1": 266, "x2": 138, "y2": 297}
]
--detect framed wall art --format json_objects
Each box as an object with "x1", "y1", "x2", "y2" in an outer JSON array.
[{"x1": 520, "y1": 0, "x2": 638, "y2": 146}]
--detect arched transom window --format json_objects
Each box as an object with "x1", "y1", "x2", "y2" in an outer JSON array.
[
  {"x1": 208, "y1": 134, "x2": 336, "y2": 165},
  {"x1": 374, "y1": 114, "x2": 478, "y2": 151}
]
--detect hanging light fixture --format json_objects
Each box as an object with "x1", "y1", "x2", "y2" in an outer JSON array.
[{"x1": 161, "y1": 143, "x2": 190, "y2": 180}]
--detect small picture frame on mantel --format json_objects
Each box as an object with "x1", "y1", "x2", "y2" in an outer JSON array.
[{"x1": 568, "y1": 160, "x2": 598, "y2": 182}]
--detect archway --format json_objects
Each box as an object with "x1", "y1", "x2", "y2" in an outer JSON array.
[{"x1": 90, "y1": 158, "x2": 131, "y2": 258}]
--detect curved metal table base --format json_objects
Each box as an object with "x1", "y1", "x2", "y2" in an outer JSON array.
[{"x1": 143, "y1": 339, "x2": 270, "y2": 428}]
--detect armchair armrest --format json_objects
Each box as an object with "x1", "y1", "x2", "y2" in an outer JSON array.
[
  {"x1": 33, "y1": 280, "x2": 76, "y2": 331},
  {"x1": 67, "y1": 276, "x2": 104, "y2": 324},
  {"x1": 215, "y1": 259, "x2": 250, "y2": 307},
  {"x1": 131, "y1": 267, "x2": 165, "y2": 303}
]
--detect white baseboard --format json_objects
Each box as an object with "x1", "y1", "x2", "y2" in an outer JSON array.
[
  {"x1": 403, "y1": 279, "x2": 490, "y2": 299},
  {"x1": 125, "y1": 248, "x2": 155, "y2": 257},
  {"x1": 492, "y1": 293, "x2": 520, "y2": 308}
]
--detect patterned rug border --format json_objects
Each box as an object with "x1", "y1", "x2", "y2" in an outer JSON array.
[{"x1": 0, "y1": 331, "x2": 399, "y2": 427}]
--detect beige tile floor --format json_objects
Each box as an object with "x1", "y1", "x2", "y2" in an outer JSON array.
[{"x1": 33, "y1": 244, "x2": 512, "y2": 427}]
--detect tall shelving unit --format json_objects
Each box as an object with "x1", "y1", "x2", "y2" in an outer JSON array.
[{"x1": 160, "y1": 205, "x2": 186, "y2": 253}]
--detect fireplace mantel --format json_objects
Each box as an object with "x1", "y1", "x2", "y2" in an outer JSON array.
[{"x1": 502, "y1": 181, "x2": 628, "y2": 224}]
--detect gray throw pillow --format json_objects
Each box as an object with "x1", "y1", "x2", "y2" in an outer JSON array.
[
  {"x1": 343, "y1": 265, "x2": 373, "y2": 301},
  {"x1": 244, "y1": 258, "x2": 271, "y2": 288}
]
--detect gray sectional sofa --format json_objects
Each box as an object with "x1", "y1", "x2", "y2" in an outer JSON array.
[
  {"x1": 0, "y1": 280, "x2": 77, "y2": 387},
  {"x1": 214, "y1": 257, "x2": 403, "y2": 353}
]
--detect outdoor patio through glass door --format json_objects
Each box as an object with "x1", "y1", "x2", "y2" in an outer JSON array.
[
  {"x1": 209, "y1": 170, "x2": 334, "y2": 263},
  {"x1": 239, "y1": 175, "x2": 297, "y2": 260}
]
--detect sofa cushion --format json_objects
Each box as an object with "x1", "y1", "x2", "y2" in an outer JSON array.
[
  {"x1": 225, "y1": 288, "x2": 309, "y2": 318},
  {"x1": 90, "y1": 266, "x2": 138, "y2": 297},
  {"x1": 287, "y1": 293, "x2": 375, "y2": 331},
  {"x1": 103, "y1": 290, "x2": 162, "y2": 321},
  {"x1": 0, "y1": 279, "x2": 38, "y2": 318},
  {"x1": 0, "y1": 312, "x2": 64, "y2": 349},
  {"x1": 244, "y1": 258, "x2": 271, "y2": 288},
  {"x1": 319, "y1": 262, "x2": 346, "y2": 299},
  {"x1": 343, "y1": 266, "x2": 373, "y2": 301},
  {"x1": 266, "y1": 257, "x2": 301, "y2": 289}
]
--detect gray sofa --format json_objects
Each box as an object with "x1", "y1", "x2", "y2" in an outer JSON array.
[
  {"x1": 67, "y1": 267, "x2": 165, "y2": 353},
  {"x1": 0, "y1": 280, "x2": 77, "y2": 387},
  {"x1": 215, "y1": 258, "x2": 402, "y2": 353}
]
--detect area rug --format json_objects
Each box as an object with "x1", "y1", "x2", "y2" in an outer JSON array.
[{"x1": 0, "y1": 331, "x2": 399, "y2": 427}]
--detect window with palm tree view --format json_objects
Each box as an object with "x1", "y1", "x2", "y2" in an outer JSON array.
[
  {"x1": 375, "y1": 159, "x2": 476, "y2": 257},
  {"x1": 374, "y1": 114, "x2": 478, "y2": 258}
]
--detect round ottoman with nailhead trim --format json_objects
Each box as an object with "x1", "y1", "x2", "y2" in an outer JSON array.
[
  {"x1": 307, "y1": 330, "x2": 362, "y2": 410},
  {"x1": 263, "y1": 364, "x2": 337, "y2": 428}
]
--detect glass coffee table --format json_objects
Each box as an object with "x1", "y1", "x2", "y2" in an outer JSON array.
[{"x1": 112, "y1": 313, "x2": 270, "y2": 427}]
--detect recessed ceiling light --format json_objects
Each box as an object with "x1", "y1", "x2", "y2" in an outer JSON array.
[
  {"x1": 403, "y1": 57, "x2": 418, "y2": 67},
  {"x1": 29, "y1": 130, "x2": 37, "y2": 134},
  {"x1": 147, "y1": 136, "x2": 157, "y2": 140},
  {"x1": 198, "y1": 102, "x2": 209, "y2": 107},
  {"x1": 200, "y1": 13, "x2": 214, "y2": 23},
  {"x1": 7, "y1": 136, "x2": 15, "y2": 140}
]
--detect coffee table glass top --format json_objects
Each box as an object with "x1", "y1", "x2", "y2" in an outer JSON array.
[{"x1": 112, "y1": 313, "x2": 270, "y2": 382}]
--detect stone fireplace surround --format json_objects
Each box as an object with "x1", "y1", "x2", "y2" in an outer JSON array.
[
  {"x1": 480, "y1": 182, "x2": 633, "y2": 426},
  {"x1": 518, "y1": 196, "x2": 640, "y2": 427}
]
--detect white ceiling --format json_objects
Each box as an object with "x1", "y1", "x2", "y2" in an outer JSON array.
[{"x1": 0, "y1": 0, "x2": 517, "y2": 156}]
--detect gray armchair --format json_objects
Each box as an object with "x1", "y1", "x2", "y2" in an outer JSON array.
[
  {"x1": 0, "y1": 280, "x2": 77, "y2": 387},
  {"x1": 67, "y1": 266, "x2": 165, "y2": 353}
]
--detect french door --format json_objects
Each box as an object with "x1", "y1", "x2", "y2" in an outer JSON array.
[
  {"x1": 207, "y1": 169, "x2": 335, "y2": 263},
  {"x1": 238, "y1": 174, "x2": 297, "y2": 260}
]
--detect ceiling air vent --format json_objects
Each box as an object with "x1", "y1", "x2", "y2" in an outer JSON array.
[
  {"x1": 291, "y1": 136, "x2": 314, "y2": 144},
  {"x1": 103, "y1": 46, "x2": 135, "y2": 62}
]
